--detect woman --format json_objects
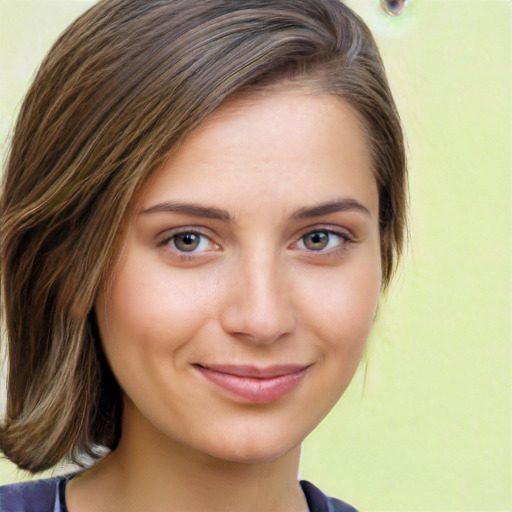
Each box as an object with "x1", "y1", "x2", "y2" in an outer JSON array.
[{"x1": 0, "y1": 1, "x2": 406, "y2": 511}]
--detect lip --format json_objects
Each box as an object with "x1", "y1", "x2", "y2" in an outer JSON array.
[{"x1": 194, "y1": 364, "x2": 310, "y2": 402}]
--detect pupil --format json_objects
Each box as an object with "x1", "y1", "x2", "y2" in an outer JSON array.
[
  {"x1": 175, "y1": 233, "x2": 200, "y2": 251},
  {"x1": 305, "y1": 231, "x2": 328, "y2": 250}
]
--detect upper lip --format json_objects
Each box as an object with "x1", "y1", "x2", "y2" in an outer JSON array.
[{"x1": 194, "y1": 364, "x2": 310, "y2": 379}]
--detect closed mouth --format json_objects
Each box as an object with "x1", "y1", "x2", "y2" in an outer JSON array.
[
  {"x1": 193, "y1": 363, "x2": 310, "y2": 378},
  {"x1": 193, "y1": 363, "x2": 311, "y2": 402}
]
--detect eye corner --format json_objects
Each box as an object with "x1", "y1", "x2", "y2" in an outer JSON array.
[
  {"x1": 288, "y1": 227, "x2": 356, "y2": 261},
  {"x1": 156, "y1": 227, "x2": 222, "y2": 259}
]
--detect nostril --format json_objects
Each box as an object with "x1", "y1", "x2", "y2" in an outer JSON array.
[{"x1": 221, "y1": 309, "x2": 296, "y2": 346}]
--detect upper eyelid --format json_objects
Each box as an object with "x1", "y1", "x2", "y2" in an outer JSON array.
[
  {"x1": 295, "y1": 230, "x2": 351, "y2": 246},
  {"x1": 154, "y1": 224, "x2": 355, "y2": 247},
  {"x1": 156, "y1": 226, "x2": 216, "y2": 242},
  {"x1": 290, "y1": 230, "x2": 355, "y2": 260},
  {"x1": 155, "y1": 228, "x2": 219, "y2": 254},
  {"x1": 292, "y1": 224, "x2": 355, "y2": 241}
]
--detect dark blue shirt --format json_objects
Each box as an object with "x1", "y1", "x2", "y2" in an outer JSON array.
[{"x1": 0, "y1": 477, "x2": 358, "y2": 511}]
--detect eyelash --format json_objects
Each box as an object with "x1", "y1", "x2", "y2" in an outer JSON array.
[
  {"x1": 156, "y1": 227, "x2": 354, "y2": 261},
  {"x1": 291, "y1": 228, "x2": 354, "y2": 259},
  {"x1": 157, "y1": 228, "x2": 220, "y2": 260}
]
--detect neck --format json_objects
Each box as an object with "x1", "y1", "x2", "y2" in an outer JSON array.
[{"x1": 67, "y1": 405, "x2": 308, "y2": 512}]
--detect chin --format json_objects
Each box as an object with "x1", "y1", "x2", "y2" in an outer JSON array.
[
  {"x1": 206, "y1": 442, "x2": 300, "y2": 466},
  {"x1": 193, "y1": 423, "x2": 305, "y2": 466}
]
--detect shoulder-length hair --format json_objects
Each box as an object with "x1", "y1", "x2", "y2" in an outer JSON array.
[{"x1": 0, "y1": 0, "x2": 406, "y2": 472}]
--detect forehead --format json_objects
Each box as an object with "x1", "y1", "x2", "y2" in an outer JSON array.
[{"x1": 139, "y1": 91, "x2": 377, "y2": 217}]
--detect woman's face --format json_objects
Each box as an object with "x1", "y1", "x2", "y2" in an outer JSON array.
[{"x1": 96, "y1": 91, "x2": 381, "y2": 464}]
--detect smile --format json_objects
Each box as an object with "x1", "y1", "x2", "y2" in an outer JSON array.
[{"x1": 193, "y1": 364, "x2": 310, "y2": 403}]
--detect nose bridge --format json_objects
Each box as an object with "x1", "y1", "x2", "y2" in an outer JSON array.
[{"x1": 220, "y1": 247, "x2": 295, "y2": 344}]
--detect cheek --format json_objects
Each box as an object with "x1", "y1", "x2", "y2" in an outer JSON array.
[
  {"x1": 299, "y1": 256, "x2": 381, "y2": 359},
  {"x1": 96, "y1": 254, "x2": 221, "y2": 360}
]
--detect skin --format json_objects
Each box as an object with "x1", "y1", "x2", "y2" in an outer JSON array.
[{"x1": 67, "y1": 91, "x2": 381, "y2": 512}]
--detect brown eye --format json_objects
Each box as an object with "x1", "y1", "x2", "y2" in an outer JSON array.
[
  {"x1": 302, "y1": 231, "x2": 329, "y2": 251},
  {"x1": 173, "y1": 232, "x2": 202, "y2": 252}
]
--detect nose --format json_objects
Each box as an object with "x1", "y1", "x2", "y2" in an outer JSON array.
[{"x1": 219, "y1": 252, "x2": 296, "y2": 345}]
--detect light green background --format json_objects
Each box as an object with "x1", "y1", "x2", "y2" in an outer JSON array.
[{"x1": 1, "y1": 1, "x2": 510, "y2": 511}]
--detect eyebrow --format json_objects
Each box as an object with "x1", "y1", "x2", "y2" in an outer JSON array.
[
  {"x1": 140, "y1": 201, "x2": 234, "y2": 222},
  {"x1": 140, "y1": 197, "x2": 371, "y2": 223},
  {"x1": 290, "y1": 198, "x2": 372, "y2": 220}
]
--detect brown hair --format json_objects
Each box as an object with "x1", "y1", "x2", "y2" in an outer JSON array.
[{"x1": 0, "y1": 0, "x2": 406, "y2": 472}]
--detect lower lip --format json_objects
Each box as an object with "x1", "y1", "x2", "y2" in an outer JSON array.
[{"x1": 196, "y1": 367, "x2": 308, "y2": 403}]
